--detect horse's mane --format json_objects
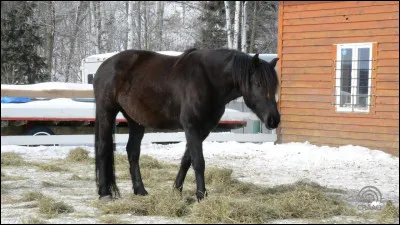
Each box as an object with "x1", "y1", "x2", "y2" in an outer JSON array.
[
  {"x1": 173, "y1": 48, "x2": 197, "y2": 67},
  {"x1": 215, "y1": 49, "x2": 279, "y2": 96}
]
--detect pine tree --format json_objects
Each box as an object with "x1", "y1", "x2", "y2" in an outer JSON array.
[
  {"x1": 195, "y1": 1, "x2": 226, "y2": 49},
  {"x1": 1, "y1": 2, "x2": 48, "y2": 84}
]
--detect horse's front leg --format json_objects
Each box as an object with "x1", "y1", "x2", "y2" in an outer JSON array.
[{"x1": 185, "y1": 130, "x2": 207, "y2": 201}]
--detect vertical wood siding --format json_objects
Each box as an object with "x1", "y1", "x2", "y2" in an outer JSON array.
[{"x1": 278, "y1": 1, "x2": 399, "y2": 156}]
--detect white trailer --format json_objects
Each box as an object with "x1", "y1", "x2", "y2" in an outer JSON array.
[{"x1": 80, "y1": 51, "x2": 183, "y2": 84}]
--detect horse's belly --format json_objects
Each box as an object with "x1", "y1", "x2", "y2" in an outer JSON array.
[
  {"x1": 133, "y1": 112, "x2": 181, "y2": 130},
  {"x1": 121, "y1": 99, "x2": 181, "y2": 130}
]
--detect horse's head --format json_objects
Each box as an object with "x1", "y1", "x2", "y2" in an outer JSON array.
[{"x1": 241, "y1": 54, "x2": 280, "y2": 130}]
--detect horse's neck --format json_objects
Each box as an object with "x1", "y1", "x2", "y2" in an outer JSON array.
[
  {"x1": 204, "y1": 49, "x2": 243, "y2": 105},
  {"x1": 220, "y1": 71, "x2": 242, "y2": 105},
  {"x1": 223, "y1": 90, "x2": 241, "y2": 105}
]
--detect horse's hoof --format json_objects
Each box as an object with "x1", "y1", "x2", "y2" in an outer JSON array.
[
  {"x1": 196, "y1": 190, "x2": 208, "y2": 202},
  {"x1": 134, "y1": 187, "x2": 148, "y2": 196},
  {"x1": 99, "y1": 195, "x2": 113, "y2": 202}
]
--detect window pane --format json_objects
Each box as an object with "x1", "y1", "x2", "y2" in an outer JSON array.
[
  {"x1": 357, "y1": 48, "x2": 370, "y2": 108},
  {"x1": 340, "y1": 48, "x2": 352, "y2": 107}
]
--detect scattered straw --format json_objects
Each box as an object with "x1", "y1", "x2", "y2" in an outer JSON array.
[
  {"x1": 1, "y1": 152, "x2": 27, "y2": 166},
  {"x1": 21, "y1": 216, "x2": 47, "y2": 224},
  {"x1": 38, "y1": 197, "x2": 74, "y2": 218},
  {"x1": 36, "y1": 163, "x2": 68, "y2": 172},
  {"x1": 66, "y1": 147, "x2": 92, "y2": 163},
  {"x1": 92, "y1": 155, "x2": 356, "y2": 223},
  {"x1": 99, "y1": 216, "x2": 124, "y2": 224},
  {"x1": 377, "y1": 201, "x2": 399, "y2": 224},
  {"x1": 20, "y1": 191, "x2": 45, "y2": 202}
]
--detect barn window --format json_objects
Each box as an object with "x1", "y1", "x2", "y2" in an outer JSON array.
[{"x1": 334, "y1": 43, "x2": 373, "y2": 113}]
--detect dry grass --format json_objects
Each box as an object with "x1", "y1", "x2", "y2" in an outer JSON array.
[
  {"x1": 38, "y1": 197, "x2": 74, "y2": 218},
  {"x1": 1, "y1": 171, "x2": 27, "y2": 181},
  {"x1": 69, "y1": 174, "x2": 83, "y2": 180},
  {"x1": 21, "y1": 216, "x2": 47, "y2": 224},
  {"x1": 114, "y1": 153, "x2": 178, "y2": 182},
  {"x1": 66, "y1": 147, "x2": 93, "y2": 163},
  {"x1": 377, "y1": 201, "x2": 399, "y2": 224},
  {"x1": 68, "y1": 174, "x2": 92, "y2": 181},
  {"x1": 1, "y1": 152, "x2": 28, "y2": 166},
  {"x1": 36, "y1": 163, "x2": 69, "y2": 172},
  {"x1": 99, "y1": 215, "x2": 125, "y2": 224},
  {"x1": 93, "y1": 155, "x2": 357, "y2": 223},
  {"x1": 41, "y1": 181, "x2": 67, "y2": 188},
  {"x1": 20, "y1": 191, "x2": 45, "y2": 202},
  {"x1": 5, "y1": 153, "x2": 389, "y2": 224},
  {"x1": 94, "y1": 190, "x2": 190, "y2": 218},
  {"x1": 189, "y1": 183, "x2": 354, "y2": 223}
]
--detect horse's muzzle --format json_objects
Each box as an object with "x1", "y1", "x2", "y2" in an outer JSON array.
[{"x1": 265, "y1": 115, "x2": 280, "y2": 130}]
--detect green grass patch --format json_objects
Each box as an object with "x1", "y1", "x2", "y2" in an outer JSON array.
[
  {"x1": 1, "y1": 152, "x2": 28, "y2": 166},
  {"x1": 93, "y1": 155, "x2": 357, "y2": 223},
  {"x1": 38, "y1": 197, "x2": 74, "y2": 218},
  {"x1": 66, "y1": 147, "x2": 93, "y2": 163}
]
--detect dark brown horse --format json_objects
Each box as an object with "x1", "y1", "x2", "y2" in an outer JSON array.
[{"x1": 93, "y1": 48, "x2": 280, "y2": 201}]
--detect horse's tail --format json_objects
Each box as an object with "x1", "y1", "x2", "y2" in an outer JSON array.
[
  {"x1": 94, "y1": 110, "x2": 100, "y2": 195},
  {"x1": 94, "y1": 110, "x2": 120, "y2": 199},
  {"x1": 109, "y1": 126, "x2": 120, "y2": 198}
]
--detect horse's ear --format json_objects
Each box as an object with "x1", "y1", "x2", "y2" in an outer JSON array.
[
  {"x1": 269, "y1": 58, "x2": 279, "y2": 68},
  {"x1": 252, "y1": 53, "x2": 260, "y2": 66}
]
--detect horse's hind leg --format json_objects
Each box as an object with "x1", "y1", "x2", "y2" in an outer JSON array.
[
  {"x1": 174, "y1": 145, "x2": 191, "y2": 192},
  {"x1": 95, "y1": 107, "x2": 120, "y2": 199},
  {"x1": 124, "y1": 116, "x2": 148, "y2": 196},
  {"x1": 184, "y1": 128, "x2": 209, "y2": 201}
]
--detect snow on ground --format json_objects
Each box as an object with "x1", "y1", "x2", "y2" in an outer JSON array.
[
  {"x1": 2, "y1": 141, "x2": 399, "y2": 203},
  {"x1": 1, "y1": 141, "x2": 399, "y2": 224}
]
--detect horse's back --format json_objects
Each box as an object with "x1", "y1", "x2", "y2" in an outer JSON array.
[{"x1": 94, "y1": 50, "x2": 187, "y2": 128}]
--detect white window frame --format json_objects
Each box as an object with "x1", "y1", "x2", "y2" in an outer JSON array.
[{"x1": 335, "y1": 42, "x2": 373, "y2": 113}]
